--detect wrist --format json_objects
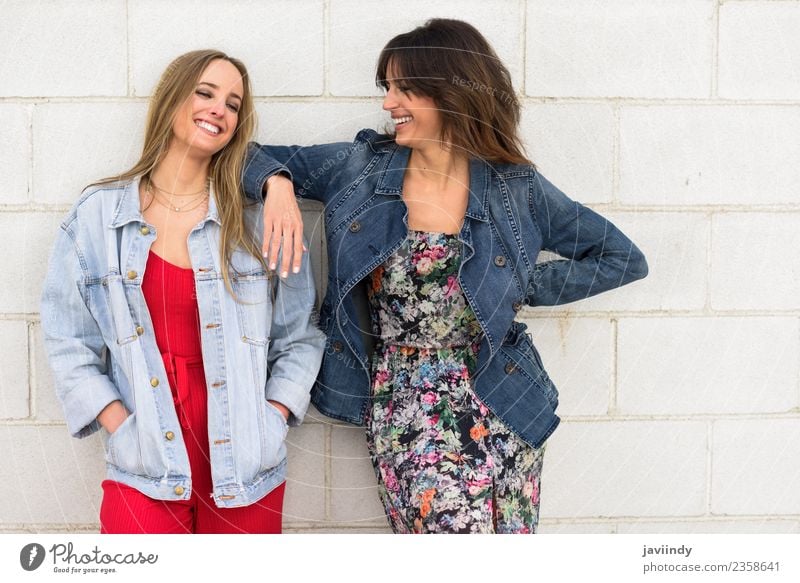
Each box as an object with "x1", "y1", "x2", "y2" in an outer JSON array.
[{"x1": 264, "y1": 173, "x2": 290, "y2": 195}]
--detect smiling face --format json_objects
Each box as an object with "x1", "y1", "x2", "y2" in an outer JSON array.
[
  {"x1": 171, "y1": 58, "x2": 244, "y2": 158},
  {"x1": 381, "y1": 61, "x2": 444, "y2": 150}
]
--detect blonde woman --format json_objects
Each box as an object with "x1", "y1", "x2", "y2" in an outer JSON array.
[{"x1": 41, "y1": 50, "x2": 325, "y2": 533}]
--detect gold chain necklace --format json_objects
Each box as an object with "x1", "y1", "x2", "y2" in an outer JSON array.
[{"x1": 146, "y1": 178, "x2": 209, "y2": 213}]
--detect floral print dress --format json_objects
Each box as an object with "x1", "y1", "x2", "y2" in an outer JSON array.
[{"x1": 366, "y1": 229, "x2": 546, "y2": 534}]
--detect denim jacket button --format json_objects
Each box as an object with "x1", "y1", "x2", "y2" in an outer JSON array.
[
  {"x1": 173, "y1": 485, "x2": 185, "y2": 496},
  {"x1": 126, "y1": 270, "x2": 138, "y2": 280},
  {"x1": 512, "y1": 301, "x2": 522, "y2": 312},
  {"x1": 165, "y1": 431, "x2": 175, "y2": 441},
  {"x1": 504, "y1": 362, "x2": 517, "y2": 374},
  {"x1": 349, "y1": 221, "x2": 361, "y2": 233},
  {"x1": 332, "y1": 340, "x2": 343, "y2": 352},
  {"x1": 135, "y1": 326, "x2": 144, "y2": 336},
  {"x1": 494, "y1": 255, "x2": 506, "y2": 267},
  {"x1": 139, "y1": 225, "x2": 150, "y2": 236},
  {"x1": 150, "y1": 377, "x2": 159, "y2": 387}
]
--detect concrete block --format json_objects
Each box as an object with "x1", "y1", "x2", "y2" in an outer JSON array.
[
  {"x1": 0, "y1": 320, "x2": 30, "y2": 419},
  {"x1": 255, "y1": 101, "x2": 384, "y2": 146},
  {"x1": 0, "y1": 212, "x2": 62, "y2": 314},
  {"x1": 129, "y1": 0, "x2": 324, "y2": 97},
  {"x1": 520, "y1": 103, "x2": 615, "y2": 205},
  {"x1": 541, "y1": 420, "x2": 707, "y2": 518},
  {"x1": 31, "y1": 323, "x2": 64, "y2": 422},
  {"x1": 0, "y1": 104, "x2": 30, "y2": 204},
  {"x1": 618, "y1": 317, "x2": 798, "y2": 415},
  {"x1": 618, "y1": 519, "x2": 800, "y2": 534},
  {"x1": 538, "y1": 521, "x2": 615, "y2": 534},
  {"x1": 712, "y1": 419, "x2": 800, "y2": 516},
  {"x1": 552, "y1": 212, "x2": 708, "y2": 313},
  {"x1": 330, "y1": 0, "x2": 524, "y2": 96},
  {"x1": 32, "y1": 102, "x2": 147, "y2": 206},
  {"x1": 526, "y1": 0, "x2": 714, "y2": 98},
  {"x1": 329, "y1": 424, "x2": 387, "y2": 524},
  {"x1": 719, "y1": 2, "x2": 800, "y2": 99},
  {"x1": 0, "y1": 426, "x2": 105, "y2": 524},
  {"x1": 283, "y1": 423, "x2": 326, "y2": 524},
  {"x1": 0, "y1": 0, "x2": 126, "y2": 97},
  {"x1": 520, "y1": 316, "x2": 613, "y2": 417},
  {"x1": 711, "y1": 213, "x2": 800, "y2": 310},
  {"x1": 619, "y1": 106, "x2": 800, "y2": 206}
]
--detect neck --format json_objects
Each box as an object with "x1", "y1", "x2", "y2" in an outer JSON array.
[
  {"x1": 149, "y1": 143, "x2": 211, "y2": 193},
  {"x1": 407, "y1": 143, "x2": 468, "y2": 189}
]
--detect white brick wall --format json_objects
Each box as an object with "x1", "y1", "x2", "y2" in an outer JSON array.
[{"x1": 2, "y1": 0, "x2": 798, "y2": 534}]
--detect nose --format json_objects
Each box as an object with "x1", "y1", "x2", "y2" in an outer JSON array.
[
  {"x1": 208, "y1": 99, "x2": 225, "y2": 117},
  {"x1": 382, "y1": 89, "x2": 397, "y2": 112}
]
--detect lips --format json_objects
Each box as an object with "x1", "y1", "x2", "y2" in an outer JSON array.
[{"x1": 194, "y1": 119, "x2": 221, "y2": 135}]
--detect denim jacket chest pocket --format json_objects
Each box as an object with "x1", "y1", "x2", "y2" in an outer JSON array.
[{"x1": 85, "y1": 274, "x2": 140, "y2": 379}]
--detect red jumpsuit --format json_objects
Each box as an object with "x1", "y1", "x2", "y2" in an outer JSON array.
[{"x1": 100, "y1": 251, "x2": 285, "y2": 534}]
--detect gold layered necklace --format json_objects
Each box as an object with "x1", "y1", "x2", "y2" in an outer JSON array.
[{"x1": 146, "y1": 177, "x2": 210, "y2": 213}]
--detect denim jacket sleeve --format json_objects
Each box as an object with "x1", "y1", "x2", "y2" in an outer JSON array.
[
  {"x1": 243, "y1": 141, "x2": 354, "y2": 204},
  {"x1": 526, "y1": 171, "x2": 649, "y2": 306},
  {"x1": 266, "y1": 241, "x2": 326, "y2": 426},
  {"x1": 40, "y1": 226, "x2": 121, "y2": 438}
]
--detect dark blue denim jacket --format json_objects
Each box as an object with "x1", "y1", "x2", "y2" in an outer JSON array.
[{"x1": 244, "y1": 129, "x2": 648, "y2": 448}]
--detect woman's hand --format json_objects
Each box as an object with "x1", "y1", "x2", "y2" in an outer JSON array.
[
  {"x1": 267, "y1": 400, "x2": 290, "y2": 422},
  {"x1": 98, "y1": 400, "x2": 129, "y2": 434},
  {"x1": 262, "y1": 175, "x2": 305, "y2": 278}
]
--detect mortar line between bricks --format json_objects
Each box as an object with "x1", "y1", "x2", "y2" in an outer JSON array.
[
  {"x1": 26, "y1": 321, "x2": 34, "y2": 419},
  {"x1": 713, "y1": 0, "x2": 720, "y2": 98},
  {"x1": 705, "y1": 211, "x2": 714, "y2": 312},
  {"x1": 612, "y1": 101, "x2": 620, "y2": 204},
  {"x1": 125, "y1": 0, "x2": 133, "y2": 97},
  {"x1": 707, "y1": 421, "x2": 714, "y2": 515},
  {"x1": 8, "y1": 204, "x2": 800, "y2": 213},
  {"x1": 520, "y1": 0, "x2": 527, "y2": 96},
  {"x1": 2, "y1": 412, "x2": 798, "y2": 428},
  {"x1": 324, "y1": 424, "x2": 332, "y2": 521},
  {"x1": 6, "y1": 311, "x2": 800, "y2": 321},
  {"x1": 797, "y1": 317, "x2": 800, "y2": 409},
  {"x1": 6, "y1": 95, "x2": 800, "y2": 106},
  {"x1": 9, "y1": 311, "x2": 800, "y2": 320},
  {"x1": 323, "y1": 0, "x2": 330, "y2": 97},
  {"x1": 610, "y1": 318, "x2": 618, "y2": 415}
]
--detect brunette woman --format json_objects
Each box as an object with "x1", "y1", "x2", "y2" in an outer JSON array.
[{"x1": 248, "y1": 19, "x2": 648, "y2": 533}]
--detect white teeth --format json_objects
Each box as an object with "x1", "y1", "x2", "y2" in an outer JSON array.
[
  {"x1": 393, "y1": 116, "x2": 413, "y2": 125},
  {"x1": 195, "y1": 120, "x2": 220, "y2": 134}
]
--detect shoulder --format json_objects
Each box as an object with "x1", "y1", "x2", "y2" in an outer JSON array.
[
  {"x1": 353, "y1": 128, "x2": 397, "y2": 155},
  {"x1": 488, "y1": 160, "x2": 537, "y2": 182},
  {"x1": 61, "y1": 180, "x2": 131, "y2": 233}
]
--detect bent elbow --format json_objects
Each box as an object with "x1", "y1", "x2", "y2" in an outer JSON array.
[{"x1": 626, "y1": 246, "x2": 649, "y2": 282}]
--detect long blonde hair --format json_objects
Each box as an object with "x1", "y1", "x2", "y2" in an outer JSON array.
[{"x1": 92, "y1": 49, "x2": 264, "y2": 293}]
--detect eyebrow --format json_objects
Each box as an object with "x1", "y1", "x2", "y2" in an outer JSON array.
[{"x1": 197, "y1": 81, "x2": 242, "y2": 102}]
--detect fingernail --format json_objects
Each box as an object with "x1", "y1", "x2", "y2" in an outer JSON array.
[
  {"x1": 270, "y1": 263, "x2": 276, "y2": 270},
  {"x1": 281, "y1": 271, "x2": 288, "y2": 278},
  {"x1": 293, "y1": 266, "x2": 300, "y2": 274},
  {"x1": 303, "y1": 245, "x2": 308, "y2": 252}
]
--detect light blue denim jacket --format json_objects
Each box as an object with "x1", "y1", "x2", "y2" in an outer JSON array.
[
  {"x1": 244, "y1": 130, "x2": 649, "y2": 449},
  {"x1": 40, "y1": 177, "x2": 325, "y2": 508}
]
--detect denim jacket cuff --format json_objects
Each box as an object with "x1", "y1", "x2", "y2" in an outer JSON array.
[
  {"x1": 62, "y1": 376, "x2": 121, "y2": 439},
  {"x1": 244, "y1": 144, "x2": 292, "y2": 201},
  {"x1": 265, "y1": 377, "x2": 311, "y2": 427}
]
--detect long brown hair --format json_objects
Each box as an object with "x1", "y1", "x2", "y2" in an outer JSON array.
[
  {"x1": 376, "y1": 19, "x2": 531, "y2": 165},
  {"x1": 91, "y1": 49, "x2": 263, "y2": 292}
]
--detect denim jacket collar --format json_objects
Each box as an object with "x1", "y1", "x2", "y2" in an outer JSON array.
[
  {"x1": 108, "y1": 176, "x2": 222, "y2": 229},
  {"x1": 374, "y1": 143, "x2": 491, "y2": 222}
]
